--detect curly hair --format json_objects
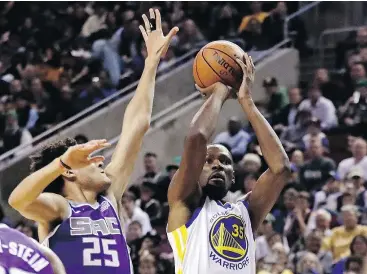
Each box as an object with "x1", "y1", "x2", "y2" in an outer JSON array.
[{"x1": 29, "y1": 137, "x2": 77, "y2": 194}]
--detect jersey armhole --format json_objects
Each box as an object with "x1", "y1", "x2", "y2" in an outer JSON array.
[{"x1": 186, "y1": 206, "x2": 203, "y2": 228}]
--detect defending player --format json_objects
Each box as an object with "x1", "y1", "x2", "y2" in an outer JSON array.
[
  {"x1": 8, "y1": 8, "x2": 179, "y2": 274},
  {"x1": 0, "y1": 223, "x2": 66, "y2": 274},
  {"x1": 167, "y1": 54, "x2": 291, "y2": 273}
]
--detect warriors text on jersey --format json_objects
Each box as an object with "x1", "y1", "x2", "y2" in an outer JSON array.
[
  {"x1": 0, "y1": 224, "x2": 53, "y2": 274},
  {"x1": 167, "y1": 198, "x2": 256, "y2": 274},
  {"x1": 43, "y1": 195, "x2": 132, "y2": 274}
]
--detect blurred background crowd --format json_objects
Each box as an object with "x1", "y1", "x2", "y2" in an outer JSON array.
[{"x1": 1, "y1": 1, "x2": 367, "y2": 274}]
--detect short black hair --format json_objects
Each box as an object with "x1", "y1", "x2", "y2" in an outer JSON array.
[
  {"x1": 345, "y1": 255, "x2": 363, "y2": 270},
  {"x1": 144, "y1": 152, "x2": 157, "y2": 158},
  {"x1": 29, "y1": 138, "x2": 77, "y2": 194}
]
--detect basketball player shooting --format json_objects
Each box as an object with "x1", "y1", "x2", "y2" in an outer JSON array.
[
  {"x1": 167, "y1": 54, "x2": 291, "y2": 274},
  {"x1": 8, "y1": 8, "x2": 178, "y2": 274},
  {"x1": 0, "y1": 223, "x2": 66, "y2": 274}
]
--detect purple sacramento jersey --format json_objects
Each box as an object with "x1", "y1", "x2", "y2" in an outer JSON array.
[
  {"x1": 43, "y1": 195, "x2": 131, "y2": 274},
  {"x1": 0, "y1": 224, "x2": 53, "y2": 274}
]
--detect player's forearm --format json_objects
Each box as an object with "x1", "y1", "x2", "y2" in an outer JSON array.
[
  {"x1": 188, "y1": 91, "x2": 227, "y2": 142},
  {"x1": 8, "y1": 158, "x2": 63, "y2": 209},
  {"x1": 239, "y1": 98, "x2": 290, "y2": 174},
  {"x1": 123, "y1": 58, "x2": 159, "y2": 134}
]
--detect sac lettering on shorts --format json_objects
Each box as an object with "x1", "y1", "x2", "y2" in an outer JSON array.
[
  {"x1": 208, "y1": 212, "x2": 250, "y2": 271},
  {"x1": 70, "y1": 217, "x2": 121, "y2": 236}
]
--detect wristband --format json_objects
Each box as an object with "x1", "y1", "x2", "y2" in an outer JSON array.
[{"x1": 59, "y1": 158, "x2": 71, "y2": 170}]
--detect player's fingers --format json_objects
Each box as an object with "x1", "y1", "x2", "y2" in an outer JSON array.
[
  {"x1": 235, "y1": 58, "x2": 246, "y2": 73},
  {"x1": 155, "y1": 9, "x2": 162, "y2": 31},
  {"x1": 88, "y1": 155, "x2": 105, "y2": 163},
  {"x1": 142, "y1": 14, "x2": 151, "y2": 33},
  {"x1": 165, "y1": 27, "x2": 179, "y2": 43},
  {"x1": 139, "y1": 25, "x2": 148, "y2": 42},
  {"x1": 195, "y1": 84, "x2": 209, "y2": 93}
]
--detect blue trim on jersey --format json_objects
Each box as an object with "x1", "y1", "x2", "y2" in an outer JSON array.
[
  {"x1": 186, "y1": 207, "x2": 203, "y2": 228},
  {"x1": 241, "y1": 199, "x2": 250, "y2": 209},
  {"x1": 215, "y1": 200, "x2": 232, "y2": 209}
]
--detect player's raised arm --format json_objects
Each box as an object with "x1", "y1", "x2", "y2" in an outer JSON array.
[
  {"x1": 236, "y1": 54, "x2": 291, "y2": 232},
  {"x1": 105, "y1": 9, "x2": 179, "y2": 200},
  {"x1": 8, "y1": 140, "x2": 110, "y2": 223},
  {"x1": 167, "y1": 83, "x2": 230, "y2": 231}
]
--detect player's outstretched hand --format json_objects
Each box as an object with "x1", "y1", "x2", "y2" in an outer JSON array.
[
  {"x1": 140, "y1": 8, "x2": 179, "y2": 63},
  {"x1": 235, "y1": 53, "x2": 255, "y2": 101},
  {"x1": 60, "y1": 139, "x2": 111, "y2": 170}
]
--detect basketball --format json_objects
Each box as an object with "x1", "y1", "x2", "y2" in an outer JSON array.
[{"x1": 193, "y1": 40, "x2": 245, "y2": 92}]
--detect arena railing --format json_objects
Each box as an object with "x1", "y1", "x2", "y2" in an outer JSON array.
[
  {"x1": 0, "y1": 49, "x2": 198, "y2": 162},
  {"x1": 283, "y1": 1, "x2": 321, "y2": 40},
  {"x1": 0, "y1": 38, "x2": 247, "y2": 163},
  {"x1": 318, "y1": 26, "x2": 365, "y2": 67}
]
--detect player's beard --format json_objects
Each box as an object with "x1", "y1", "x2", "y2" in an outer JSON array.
[{"x1": 202, "y1": 183, "x2": 228, "y2": 201}]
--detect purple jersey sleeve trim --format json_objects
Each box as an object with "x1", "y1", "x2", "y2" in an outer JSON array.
[
  {"x1": 185, "y1": 206, "x2": 203, "y2": 228},
  {"x1": 241, "y1": 200, "x2": 250, "y2": 209}
]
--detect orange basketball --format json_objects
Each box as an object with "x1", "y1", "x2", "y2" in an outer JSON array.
[{"x1": 193, "y1": 40, "x2": 245, "y2": 92}]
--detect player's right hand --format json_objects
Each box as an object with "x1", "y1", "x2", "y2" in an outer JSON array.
[
  {"x1": 139, "y1": 8, "x2": 179, "y2": 64},
  {"x1": 60, "y1": 139, "x2": 111, "y2": 170}
]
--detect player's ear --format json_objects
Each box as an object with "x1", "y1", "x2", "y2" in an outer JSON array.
[{"x1": 61, "y1": 169, "x2": 77, "y2": 182}]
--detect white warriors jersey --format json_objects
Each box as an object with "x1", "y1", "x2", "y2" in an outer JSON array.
[{"x1": 167, "y1": 197, "x2": 256, "y2": 274}]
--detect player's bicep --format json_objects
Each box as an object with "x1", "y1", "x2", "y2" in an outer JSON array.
[
  {"x1": 167, "y1": 134, "x2": 207, "y2": 205},
  {"x1": 247, "y1": 169, "x2": 288, "y2": 232},
  {"x1": 16, "y1": 193, "x2": 69, "y2": 223}
]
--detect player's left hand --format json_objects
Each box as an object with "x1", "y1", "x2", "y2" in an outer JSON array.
[
  {"x1": 235, "y1": 53, "x2": 255, "y2": 101},
  {"x1": 139, "y1": 8, "x2": 179, "y2": 64}
]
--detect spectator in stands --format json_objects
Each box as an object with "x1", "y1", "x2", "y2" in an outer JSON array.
[
  {"x1": 234, "y1": 153, "x2": 262, "y2": 191},
  {"x1": 340, "y1": 79, "x2": 367, "y2": 127},
  {"x1": 283, "y1": 191, "x2": 312, "y2": 247},
  {"x1": 322, "y1": 205, "x2": 367, "y2": 261},
  {"x1": 332, "y1": 235, "x2": 367, "y2": 274},
  {"x1": 280, "y1": 110, "x2": 312, "y2": 152},
  {"x1": 302, "y1": 117, "x2": 329, "y2": 151},
  {"x1": 126, "y1": 220, "x2": 143, "y2": 245},
  {"x1": 299, "y1": 138, "x2": 336, "y2": 192},
  {"x1": 273, "y1": 87, "x2": 303, "y2": 131},
  {"x1": 312, "y1": 171, "x2": 341, "y2": 211},
  {"x1": 314, "y1": 68, "x2": 348, "y2": 108},
  {"x1": 273, "y1": 188, "x2": 298, "y2": 235},
  {"x1": 291, "y1": 149, "x2": 304, "y2": 169},
  {"x1": 81, "y1": 3, "x2": 107, "y2": 38},
  {"x1": 298, "y1": 85, "x2": 338, "y2": 130},
  {"x1": 226, "y1": 172, "x2": 258, "y2": 203},
  {"x1": 2, "y1": 108, "x2": 33, "y2": 154},
  {"x1": 262, "y1": 77, "x2": 287, "y2": 118},
  {"x1": 296, "y1": 252, "x2": 323, "y2": 274},
  {"x1": 176, "y1": 19, "x2": 206, "y2": 55},
  {"x1": 14, "y1": 94, "x2": 38, "y2": 130},
  {"x1": 211, "y1": 4, "x2": 238, "y2": 40},
  {"x1": 288, "y1": 230, "x2": 333, "y2": 274},
  {"x1": 347, "y1": 168, "x2": 365, "y2": 196},
  {"x1": 306, "y1": 209, "x2": 333, "y2": 237},
  {"x1": 347, "y1": 62, "x2": 366, "y2": 94},
  {"x1": 57, "y1": 85, "x2": 78, "y2": 120},
  {"x1": 337, "y1": 138, "x2": 367, "y2": 180},
  {"x1": 155, "y1": 164, "x2": 178, "y2": 204},
  {"x1": 136, "y1": 181, "x2": 161, "y2": 226},
  {"x1": 135, "y1": 152, "x2": 162, "y2": 186},
  {"x1": 238, "y1": 1, "x2": 268, "y2": 34},
  {"x1": 15, "y1": 221, "x2": 37, "y2": 240},
  {"x1": 213, "y1": 116, "x2": 250, "y2": 162},
  {"x1": 343, "y1": 256, "x2": 364, "y2": 274},
  {"x1": 121, "y1": 191, "x2": 152, "y2": 236}
]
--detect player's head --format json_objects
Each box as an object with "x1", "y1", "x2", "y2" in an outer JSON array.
[
  {"x1": 30, "y1": 138, "x2": 111, "y2": 196},
  {"x1": 199, "y1": 144, "x2": 234, "y2": 200}
]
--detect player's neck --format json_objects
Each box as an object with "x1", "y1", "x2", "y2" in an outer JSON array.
[{"x1": 64, "y1": 187, "x2": 98, "y2": 204}]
